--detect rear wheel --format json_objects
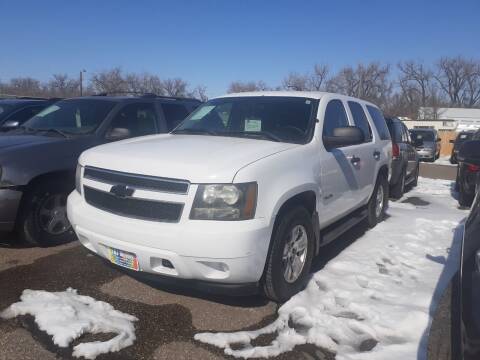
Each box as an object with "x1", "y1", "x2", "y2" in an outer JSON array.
[
  {"x1": 366, "y1": 174, "x2": 388, "y2": 228},
  {"x1": 18, "y1": 181, "x2": 75, "y2": 247},
  {"x1": 263, "y1": 207, "x2": 315, "y2": 303},
  {"x1": 390, "y1": 169, "x2": 406, "y2": 199}
]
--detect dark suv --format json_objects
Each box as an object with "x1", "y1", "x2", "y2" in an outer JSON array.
[
  {"x1": 0, "y1": 94, "x2": 200, "y2": 246},
  {"x1": 456, "y1": 130, "x2": 480, "y2": 207},
  {"x1": 385, "y1": 117, "x2": 420, "y2": 199},
  {"x1": 450, "y1": 131, "x2": 475, "y2": 164},
  {"x1": 0, "y1": 97, "x2": 60, "y2": 130}
]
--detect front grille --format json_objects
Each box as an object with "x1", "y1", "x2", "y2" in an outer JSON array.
[
  {"x1": 84, "y1": 186, "x2": 183, "y2": 222},
  {"x1": 84, "y1": 166, "x2": 189, "y2": 194}
]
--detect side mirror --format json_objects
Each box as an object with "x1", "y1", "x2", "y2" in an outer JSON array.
[
  {"x1": 457, "y1": 140, "x2": 480, "y2": 165},
  {"x1": 323, "y1": 126, "x2": 365, "y2": 149},
  {"x1": 2, "y1": 120, "x2": 20, "y2": 129},
  {"x1": 106, "y1": 127, "x2": 131, "y2": 141},
  {"x1": 449, "y1": 139, "x2": 455, "y2": 144}
]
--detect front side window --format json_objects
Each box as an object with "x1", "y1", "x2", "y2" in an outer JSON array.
[
  {"x1": 366, "y1": 105, "x2": 391, "y2": 140},
  {"x1": 348, "y1": 101, "x2": 372, "y2": 142},
  {"x1": 8, "y1": 105, "x2": 46, "y2": 123},
  {"x1": 107, "y1": 103, "x2": 158, "y2": 138},
  {"x1": 24, "y1": 99, "x2": 116, "y2": 134},
  {"x1": 162, "y1": 103, "x2": 190, "y2": 131},
  {"x1": 323, "y1": 99, "x2": 349, "y2": 137},
  {"x1": 173, "y1": 96, "x2": 317, "y2": 144}
]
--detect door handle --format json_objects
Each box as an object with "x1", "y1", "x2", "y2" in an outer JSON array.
[
  {"x1": 373, "y1": 150, "x2": 381, "y2": 160},
  {"x1": 350, "y1": 156, "x2": 361, "y2": 165}
]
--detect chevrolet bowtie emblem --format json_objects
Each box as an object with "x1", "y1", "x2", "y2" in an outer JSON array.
[{"x1": 110, "y1": 184, "x2": 135, "y2": 198}]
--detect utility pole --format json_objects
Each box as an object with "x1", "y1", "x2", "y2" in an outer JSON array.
[{"x1": 79, "y1": 69, "x2": 86, "y2": 96}]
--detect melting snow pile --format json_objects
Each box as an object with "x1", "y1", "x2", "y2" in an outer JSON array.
[
  {"x1": 195, "y1": 178, "x2": 467, "y2": 359},
  {"x1": 1, "y1": 288, "x2": 137, "y2": 359}
]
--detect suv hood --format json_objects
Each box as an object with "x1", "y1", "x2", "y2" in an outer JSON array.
[
  {"x1": 0, "y1": 134, "x2": 56, "y2": 150},
  {"x1": 80, "y1": 134, "x2": 299, "y2": 183}
]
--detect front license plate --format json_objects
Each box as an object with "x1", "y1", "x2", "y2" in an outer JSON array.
[{"x1": 108, "y1": 247, "x2": 139, "y2": 271}]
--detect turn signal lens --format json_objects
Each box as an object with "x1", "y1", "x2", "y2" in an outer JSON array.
[
  {"x1": 392, "y1": 143, "x2": 400, "y2": 159},
  {"x1": 467, "y1": 164, "x2": 480, "y2": 173}
]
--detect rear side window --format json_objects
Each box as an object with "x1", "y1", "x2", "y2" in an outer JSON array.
[
  {"x1": 348, "y1": 101, "x2": 372, "y2": 142},
  {"x1": 366, "y1": 105, "x2": 390, "y2": 140},
  {"x1": 323, "y1": 100, "x2": 349, "y2": 137},
  {"x1": 162, "y1": 103, "x2": 190, "y2": 130},
  {"x1": 108, "y1": 103, "x2": 158, "y2": 138}
]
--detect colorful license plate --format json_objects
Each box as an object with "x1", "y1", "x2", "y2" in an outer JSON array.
[{"x1": 108, "y1": 247, "x2": 139, "y2": 271}]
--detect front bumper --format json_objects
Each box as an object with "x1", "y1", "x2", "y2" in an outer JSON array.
[
  {"x1": 416, "y1": 148, "x2": 435, "y2": 159},
  {"x1": 67, "y1": 191, "x2": 273, "y2": 286},
  {"x1": 0, "y1": 188, "x2": 23, "y2": 232}
]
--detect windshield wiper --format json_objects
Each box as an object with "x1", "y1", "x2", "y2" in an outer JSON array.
[
  {"x1": 172, "y1": 128, "x2": 219, "y2": 136},
  {"x1": 222, "y1": 131, "x2": 281, "y2": 142}
]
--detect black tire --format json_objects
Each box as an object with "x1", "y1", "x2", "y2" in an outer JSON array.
[
  {"x1": 18, "y1": 181, "x2": 75, "y2": 247},
  {"x1": 263, "y1": 207, "x2": 315, "y2": 303},
  {"x1": 390, "y1": 169, "x2": 406, "y2": 199},
  {"x1": 366, "y1": 174, "x2": 388, "y2": 228},
  {"x1": 411, "y1": 163, "x2": 419, "y2": 188}
]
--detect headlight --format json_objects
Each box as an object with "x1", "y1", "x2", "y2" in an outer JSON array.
[
  {"x1": 190, "y1": 183, "x2": 257, "y2": 220},
  {"x1": 75, "y1": 164, "x2": 83, "y2": 194}
]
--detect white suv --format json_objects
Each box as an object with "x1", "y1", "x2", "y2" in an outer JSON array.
[{"x1": 68, "y1": 92, "x2": 392, "y2": 302}]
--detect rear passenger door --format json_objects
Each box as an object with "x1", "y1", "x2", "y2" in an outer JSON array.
[
  {"x1": 345, "y1": 100, "x2": 378, "y2": 203},
  {"x1": 402, "y1": 123, "x2": 417, "y2": 178}
]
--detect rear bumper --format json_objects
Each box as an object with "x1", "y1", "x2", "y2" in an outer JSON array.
[
  {"x1": 0, "y1": 188, "x2": 23, "y2": 232},
  {"x1": 67, "y1": 191, "x2": 273, "y2": 286}
]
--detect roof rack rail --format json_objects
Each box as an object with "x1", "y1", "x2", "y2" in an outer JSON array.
[
  {"x1": 92, "y1": 91, "x2": 201, "y2": 102},
  {"x1": 0, "y1": 94, "x2": 59, "y2": 100}
]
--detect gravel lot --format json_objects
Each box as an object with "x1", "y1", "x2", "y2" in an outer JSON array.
[{"x1": 0, "y1": 162, "x2": 459, "y2": 360}]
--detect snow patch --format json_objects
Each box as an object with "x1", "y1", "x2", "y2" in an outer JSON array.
[
  {"x1": 195, "y1": 178, "x2": 467, "y2": 359},
  {"x1": 1, "y1": 288, "x2": 137, "y2": 359}
]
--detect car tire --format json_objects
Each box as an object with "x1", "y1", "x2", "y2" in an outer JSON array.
[
  {"x1": 366, "y1": 174, "x2": 388, "y2": 228},
  {"x1": 18, "y1": 181, "x2": 75, "y2": 247},
  {"x1": 390, "y1": 169, "x2": 406, "y2": 199},
  {"x1": 263, "y1": 206, "x2": 315, "y2": 303}
]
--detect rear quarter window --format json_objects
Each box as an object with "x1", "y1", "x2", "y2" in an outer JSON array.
[{"x1": 366, "y1": 105, "x2": 391, "y2": 140}]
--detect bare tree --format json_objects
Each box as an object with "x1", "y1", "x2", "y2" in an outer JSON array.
[
  {"x1": 0, "y1": 77, "x2": 44, "y2": 97},
  {"x1": 228, "y1": 81, "x2": 268, "y2": 93},
  {"x1": 327, "y1": 63, "x2": 391, "y2": 106},
  {"x1": 124, "y1": 73, "x2": 164, "y2": 95},
  {"x1": 162, "y1": 78, "x2": 188, "y2": 96},
  {"x1": 282, "y1": 72, "x2": 309, "y2": 91},
  {"x1": 189, "y1": 85, "x2": 208, "y2": 101},
  {"x1": 464, "y1": 60, "x2": 480, "y2": 107},
  {"x1": 307, "y1": 64, "x2": 329, "y2": 91},
  {"x1": 46, "y1": 74, "x2": 80, "y2": 97},
  {"x1": 90, "y1": 67, "x2": 128, "y2": 94},
  {"x1": 398, "y1": 61, "x2": 433, "y2": 107}
]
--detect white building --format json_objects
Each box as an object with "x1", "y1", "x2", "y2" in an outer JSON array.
[{"x1": 418, "y1": 107, "x2": 480, "y2": 132}]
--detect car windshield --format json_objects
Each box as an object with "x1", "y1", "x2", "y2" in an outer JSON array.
[
  {"x1": 411, "y1": 130, "x2": 435, "y2": 142},
  {"x1": 172, "y1": 96, "x2": 317, "y2": 144},
  {"x1": 23, "y1": 99, "x2": 116, "y2": 135},
  {"x1": 457, "y1": 133, "x2": 473, "y2": 143}
]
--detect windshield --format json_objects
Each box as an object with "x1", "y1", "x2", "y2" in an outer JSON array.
[
  {"x1": 457, "y1": 132, "x2": 473, "y2": 143},
  {"x1": 23, "y1": 99, "x2": 116, "y2": 134},
  {"x1": 173, "y1": 96, "x2": 317, "y2": 144},
  {"x1": 411, "y1": 130, "x2": 435, "y2": 142}
]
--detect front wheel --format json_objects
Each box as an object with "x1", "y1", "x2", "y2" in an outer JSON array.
[
  {"x1": 366, "y1": 174, "x2": 388, "y2": 228},
  {"x1": 18, "y1": 181, "x2": 76, "y2": 247},
  {"x1": 263, "y1": 207, "x2": 315, "y2": 303}
]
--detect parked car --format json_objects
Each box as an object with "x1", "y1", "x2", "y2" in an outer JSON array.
[
  {"x1": 450, "y1": 131, "x2": 475, "y2": 164},
  {"x1": 68, "y1": 91, "x2": 392, "y2": 302},
  {"x1": 0, "y1": 94, "x2": 200, "y2": 246},
  {"x1": 385, "y1": 117, "x2": 420, "y2": 199},
  {"x1": 456, "y1": 130, "x2": 480, "y2": 207},
  {"x1": 0, "y1": 97, "x2": 60, "y2": 130},
  {"x1": 451, "y1": 139, "x2": 480, "y2": 360},
  {"x1": 410, "y1": 128, "x2": 441, "y2": 162}
]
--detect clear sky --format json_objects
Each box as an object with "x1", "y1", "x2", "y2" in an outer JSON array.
[{"x1": 2, "y1": 0, "x2": 479, "y2": 97}]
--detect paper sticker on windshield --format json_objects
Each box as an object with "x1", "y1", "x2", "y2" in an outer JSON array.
[
  {"x1": 190, "y1": 105, "x2": 215, "y2": 120},
  {"x1": 305, "y1": 100, "x2": 311, "y2": 105},
  {"x1": 245, "y1": 119, "x2": 262, "y2": 132}
]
